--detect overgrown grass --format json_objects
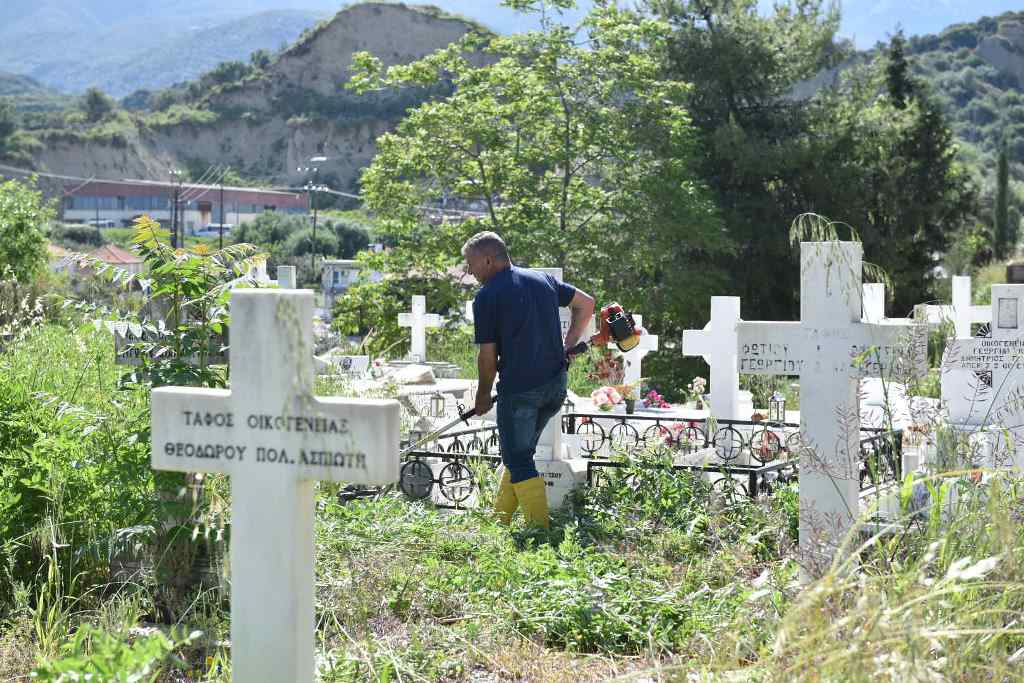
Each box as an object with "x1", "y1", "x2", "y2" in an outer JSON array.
[{"x1": 4, "y1": 323, "x2": 1024, "y2": 682}]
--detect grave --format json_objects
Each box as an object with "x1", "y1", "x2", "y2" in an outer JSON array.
[
  {"x1": 398, "y1": 295, "x2": 443, "y2": 362},
  {"x1": 736, "y1": 242, "x2": 926, "y2": 570},
  {"x1": 681, "y1": 297, "x2": 744, "y2": 419},
  {"x1": 918, "y1": 275, "x2": 990, "y2": 339},
  {"x1": 621, "y1": 314, "x2": 659, "y2": 392},
  {"x1": 862, "y1": 283, "x2": 887, "y2": 323},
  {"x1": 151, "y1": 289, "x2": 400, "y2": 683},
  {"x1": 941, "y1": 284, "x2": 1024, "y2": 471}
]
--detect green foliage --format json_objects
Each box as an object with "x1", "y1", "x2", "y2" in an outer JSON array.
[
  {"x1": 283, "y1": 227, "x2": 339, "y2": 258},
  {"x1": 80, "y1": 87, "x2": 115, "y2": 123},
  {"x1": 343, "y1": 2, "x2": 725, "y2": 366},
  {"x1": 426, "y1": 324, "x2": 477, "y2": 378},
  {"x1": 0, "y1": 97, "x2": 16, "y2": 143},
  {"x1": 71, "y1": 216, "x2": 265, "y2": 388},
  {"x1": 326, "y1": 216, "x2": 371, "y2": 257},
  {"x1": 0, "y1": 325, "x2": 158, "y2": 604},
  {"x1": 142, "y1": 104, "x2": 219, "y2": 129},
  {"x1": 885, "y1": 31, "x2": 915, "y2": 110},
  {"x1": 973, "y1": 261, "x2": 1006, "y2": 305},
  {"x1": 50, "y1": 223, "x2": 103, "y2": 248},
  {"x1": 655, "y1": 0, "x2": 976, "y2": 318},
  {"x1": 32, "y1": 624, "x2": 194, "y2": 682},
  {"x1": 250, "y1": 48, "x2": 272, "y2": 70},
  {"x1": 995, "y1": 137, "x2": 1011, "y2": 259},
  {"x1": 231, "y1": 211, "x2": 303, "y2": 248},
  {"x1": 0, "y1": 177, "x2": 51, "y2": 282},
  {"x1": 332, "y1": 273, "x2": 463, "y2": 358},
  {"x1": 317, "y1": 475, "x2": 780, "y2": 663}
]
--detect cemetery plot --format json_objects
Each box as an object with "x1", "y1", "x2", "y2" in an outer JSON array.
[
  {"x1": 398, "y1": 295, "x2": 443, "y2": 362},
  {"x1": 151, "y1": 289, "x2": 400, "y2": 683},
  {"x1": 682, "y1": 297, "x2": 742, "y2": 419},
  {"x1": 918, "y1": 275, "x2": 990, "y2": 338},
  {"x1": 736, "y1": 242, "x2": 927, "y2": 570},
  {"x1": 940, "y1": 285, "x2": 1024, "y2": 465}
]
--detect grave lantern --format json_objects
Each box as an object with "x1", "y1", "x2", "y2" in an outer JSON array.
[
  {"x1": 562, "y1": 397, "x2": 576, "y2": 434},
  {"x1": 768, "y1": 391, "x2": 785, "y2": 423},
  {"x1": 429, "y1": 392, "x2": 446, "y2": 418}
]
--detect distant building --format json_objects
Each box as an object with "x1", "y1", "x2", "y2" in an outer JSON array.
[
  {"x1": 62, "y1": 179, "x2": 307, "y2": 232},
  {"x1": 321, "y1": 258, "x2": 383, "y2": 313},
  {"x1": 91, "y1": 244, "x2": 144, "y2": 276}
]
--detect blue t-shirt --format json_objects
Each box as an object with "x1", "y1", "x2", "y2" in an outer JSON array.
[{"x1": 473, "y1": 266, "x2": 576, "y2": 395}]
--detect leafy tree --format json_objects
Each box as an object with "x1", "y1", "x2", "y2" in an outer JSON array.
[
  {"x1": 81, "y1": 87, "x2": 115, "y2": 123},
  {"x1": 811, "y1": 73, "x2": 977, "y2": 310},
  {"x1": 0, "y1": 177, "x2": 51, "y2": 282},
  {"x1": 0, "y1": 98, "x2": 16, "y2": 144},
  {"x1": 327, "y1": 216, "x2": 371, "y2": 257},
  {"x1": 231, "y1": 212, "x2": 304, "y2": 248},
  {"x1": 886, "y1": 30, "x2": 915, "y2": 110},
  {"x1": 995, "y1": 137, "x2": 1010, "y2": 259},
  {"x1": 73, "y1": 216, "x2": 265, "y2": 388},
  {"x1": 652, "y1": 0, "x2": 975, "y2": 317},
  {"x1": 201, "y1": 60, "x2": 253, "y2": 88},
  {"x1": 283, "y1": 227, "x2": 339, "y2": 258},
  {"x1": 650, "y1": 0, "x2": 842, "y2": 320},
  {"x1": 250, "y1": 49, "x2": 272, "y2": 70},
  {"x1": 340, "y1": 1, "x2": 726, "y2": 356}
]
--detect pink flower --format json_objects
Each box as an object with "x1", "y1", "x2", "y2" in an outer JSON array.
[{"x1": 591, "y1": 386, "x2": 623, "y2": 410}]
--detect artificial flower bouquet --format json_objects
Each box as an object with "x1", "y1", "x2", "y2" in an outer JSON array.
[
  {"x1": 642, "y1": 389, "x2": 671, "y2": 409},
  {"x1": 686, "y1": 376, "x2": 707, "y2": 404},
  {"x1": 591, "y1": 385, "x2": 623, "y2": 410}
]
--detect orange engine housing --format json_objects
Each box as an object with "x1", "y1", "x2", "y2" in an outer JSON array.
[{"x1": 589, "y1": 302, "x2": 641, "y2": 352}]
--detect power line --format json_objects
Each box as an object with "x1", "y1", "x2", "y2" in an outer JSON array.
[{"x1": 178, "y1": 164, "x2": 226, "y2": 203}]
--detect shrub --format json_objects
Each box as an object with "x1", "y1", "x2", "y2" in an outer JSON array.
[
  {"x1": 283, "y1": 226, "x2": 339, "y2": 258},
  {"x1": 51, "y1": 223, "x2": 103, "y2": 247},
  {"x1": 0, "y1": 177, "x2": 51, "y2": 281}
]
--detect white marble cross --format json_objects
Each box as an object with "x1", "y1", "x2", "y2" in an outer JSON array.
[
  {"x1": 862, "y1": 282, "x2": 887, "y2": 323},
  {"x1": 151, "y1": 289, "x2": 400, "y2": 683},
  {"x1": 681, "y1": 297, "x2": 742, "y2": 419},
  {"x1": 918, "y1": 275, "x2": 990, "y2": 339},
  {"x1": 398, "y1": 295, "x2": 443, "y2": 362},
  {"x1": 622, "y1": 314, "x2": 659, "y2": 391},
  {"x1": 737, "y1": 242, "x2": 926, "y2": 571}
]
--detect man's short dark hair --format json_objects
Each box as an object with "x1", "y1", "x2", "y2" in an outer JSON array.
[{"x1": 461, "y1": 231, "x2": 509, "y2": 260}]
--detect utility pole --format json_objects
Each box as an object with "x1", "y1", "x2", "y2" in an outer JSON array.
[
  {"x1": 297, "y1": 156, "x2": 327, "y2": 282},
  {"x1": 169, "y1": 168, "x2": 182, "y2": 248},
  {"x1": 219, "y1": 171, "x2": 226, "y2": 250}
]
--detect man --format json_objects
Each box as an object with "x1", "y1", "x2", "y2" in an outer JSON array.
[{"x1": 463, "y1": 231, "x2": 595, "y2": 527}]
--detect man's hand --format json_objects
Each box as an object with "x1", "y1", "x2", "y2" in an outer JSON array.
[
  {"x1": 474, "y1": 392, "x2": 495, "y2": 417},
  {"x1": 564, "y1": 342, "x2": 584, "y2": 365}
]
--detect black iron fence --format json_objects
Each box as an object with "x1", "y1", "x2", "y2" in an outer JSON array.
[
  {"x1": 563, "y1": 412, "x2": 801, "y2": 464},
  {"x1": 396, "y1": 412, "x2": 901, "y2": 507}
]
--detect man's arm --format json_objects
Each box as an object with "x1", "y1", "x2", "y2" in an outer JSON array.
[
  {"x1": 563, "y1": 289, "x2": 595, "y2": 352},
  {"x1": 475, "y1": 342, "x2": 498, "y2": 416}
]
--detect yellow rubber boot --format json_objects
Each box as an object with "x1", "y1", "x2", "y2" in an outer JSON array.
[
  {"x1": 494, "y1": 468, "x2": 518, "y2": 524},
  {"x1": 511, "y1": 476, "x2": 549, "y2": 528}
]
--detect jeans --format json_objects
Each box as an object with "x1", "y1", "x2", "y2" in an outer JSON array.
[{"x1": 497, "y1": 370, "x2": 568, "y2": 484}]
